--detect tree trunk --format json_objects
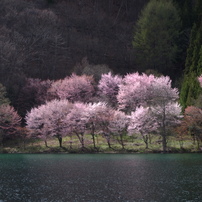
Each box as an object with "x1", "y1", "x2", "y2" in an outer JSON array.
[
  {"x1": 117, "y1": 134, "x2": 125, "y2": 149},
  {"x1": 107, "y1": 138, "x2": 111, "y2": 149},
  {"x1": 196, "y1": 137, "x2": 200, "y2": 150},
  {"x1": 0, "y1": 129, "x2": 3, "y2": 149},
  {"x1": 149, "y1": 134, "x2": 152, "y2": 144},
  {"x1": 96, "y1": 135, "x2": 99, "y2": 145},
  {"x1": 91, "y1": 125, "x2": 96, "y2": 149},
  {"x1": 104, "y1": 133, "x2": 111, "y2": 149},
  {"x1": 143, "y1": 134, "x2": 149, "y2": 149},
  {"x1": 162, "y1": 134, "x2": 167, "y2": 153},
  {"x1": 69, "y1": 135, "x2": 73, "y2": 149},
  {"x1": 162, "y1": 106, "x2": 167, "y2": 153},
  {"x1": 58, "y1": 136, "x2": 62, "y2": 147},
  {"x1": 120, "y1": 134, "x2": 125, "y2": 149},
  {"x1": 192, "y1": 133, "x2": 196, "y2": 145},
  {"x1": 76, "y1": 133, "x2": 85, "y2": 149},
  {"x1": 0, "y1": 128, "x2": 5, "y2": 148},
  {"x1": 80, "y1": 134, "x2": 85, "y2": 149},
  {"x1": 23, "y1": 140, "x2": 25, "y2": 150},
  {"x1": 92, "y1": 134, "x2": 96, "y2": 149},
  {"x1": 179, "y1": 140, "x2": 184, "y2": 149},
  {"x1": 44, "y1": 140, "x2": 48, "y2": 148}
]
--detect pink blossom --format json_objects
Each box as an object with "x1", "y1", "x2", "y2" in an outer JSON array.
[
  {"x1": 26, "y1": 99, "x2": 73, "y2": 146},
  {"x1": 98, "y1": 72, "x2": 122, "y2": 107},
  {"x1": 117, "y1": 72, "x2": 155, "y2": 113},
  {"x1": 0, "y1": 104, "x2": 21, "y2": 135},
  {"x1": 128, "y1": 106, "x2": 157, "y2": 136},
  {"x1": 109, "y1": 110, "x2": 130, "y2": 134},
  {"x1": 49, "y1": 74, "x2": 95, "y2": 103},
  {"x1": 149, "y1": 76, "x2": 179, "y2": 104}
]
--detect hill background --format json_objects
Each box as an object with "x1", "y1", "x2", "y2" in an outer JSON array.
[{"x1": 0, "y1": 0, "x2": 201, "y2": 109}]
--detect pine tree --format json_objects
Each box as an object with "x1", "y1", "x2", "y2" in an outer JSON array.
[
  {"x1": 197, "y1": 46, "x2": 202, "y2": 75},
  {"x1": 132, "y1": 0, "x2": 181, "y2": 75},
  {"x1": 180, "y1": 20, "x2": 202, "y2": 109}
]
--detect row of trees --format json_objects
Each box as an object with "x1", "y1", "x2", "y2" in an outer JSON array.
[
  {"x1": 1, "y1": 0, "x2": 202, "y2": 152},
  {"x1": 1, "y1": 72, "x2": 202, "y2": 152},
  {"x1": 24, "y1": 72, "x2": 182, "y2": 153}
]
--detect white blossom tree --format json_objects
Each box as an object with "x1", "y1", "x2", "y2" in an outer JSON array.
[
  {"x1": 26, "y1": 99, "x2": 73, "y2": 147},
  {"x1": 117, "y1": 72, "x2": 155, "y2": 113},
  {"x1": 98, "y1": 72, "x2": 122, "y2": 108},
  {"x1": 151, "y1": 102, "x2": 182, "y2": 152},
  {"x1": 108, "y1": 110, "x2": 130, "y2": 149},
  {"x1": 48, "y1": 74, "x2": 95, "y2": 103},
  {"x1": 86, "y1": 102, "x2": 115, "y2": 149},
  {"x1": 65, "y1": 102, "x2": 89, "y2": 149},
  {"x1": 117, "y1": 73, "x2": 182, "y2": 152},
  {"x1": 149, "y1": 76, "x2": 182, "y2": 152},
  {"x1": 128, "y1": 106, "x2": 158, "y2": 149}
]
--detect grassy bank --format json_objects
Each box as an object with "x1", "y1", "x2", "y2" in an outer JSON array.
[{"x1": 0, "y1": 134, "x2": 201, "y2": 154}]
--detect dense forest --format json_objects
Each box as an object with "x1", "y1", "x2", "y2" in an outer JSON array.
[{"x1": 0, "y1": 0, "x2": 202, "y2": 153}]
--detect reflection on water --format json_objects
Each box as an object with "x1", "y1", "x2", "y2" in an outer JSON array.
[{"x1": 0, "y1": 154, "x2": 202, "y2": 201}]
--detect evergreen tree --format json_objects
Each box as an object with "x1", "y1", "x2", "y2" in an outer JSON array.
[
  {"x1": 132, "y1": 0, "x2": 181, "y2": 76},
  {"x1": 197, "y1": 46, "x2": 202, "y2": 74},
  {"x1": 180, "y1": 21, "x2": 202, "y2": 109}
]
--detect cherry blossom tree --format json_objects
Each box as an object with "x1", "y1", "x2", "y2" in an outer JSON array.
[
  {"x1": 26, "y1": 104, "x2": 50, "y2": 146},
  {"x1": 117, "y1": 72, "x2": 155, "y2": 113},
  {"x1": 184, "y1": 106, "x2": 202, "y2": 149},
  {"x1": 117, "y1": 73, "x2": 179, "y2": 113},
  {"x1": 86, "y1": 102, "x2": 115, "y2": 149},
  {"x1": 98, "y1": 72, "x2": 122, "y2": 108},
  {"x1": 151, "y1": 102, "x2": 182, "y2": 152},
  {"x1": 0, "y1": 104, "x2": 21, "y2": 145},
  {"x1": 128, "y1": 106, "x2": 158, "y2": 149},
  {"x1": 149, "y1": 76, "x2": 179, "y2": 106},
  {"x1": 26, "y1": 99, "x2": 73, "y2": 147},
  {"x1": 174, "y1": 121, "x2": 187, "y2": 149},
  {"x1": 149, "y1": 76, "x2": 181, "y2": 152},
  {"x1": 85, "y1": 102, "x2": 102, "y2": 149},
  {"x1": 48, "y1": 74, "x2": 95, "y2": 103},
  {"x1": 108, "y1": 110, "x2": 130, "y2": 149},
  {"x1": 65, "y1": 102, "x2": 89, "y2": 149},
  {"x1": 17, "y1": 78, "x2": 52, "y2": 119},
  {"x1": 117, "y1": 73, "x2": 181, "y2": 152}
]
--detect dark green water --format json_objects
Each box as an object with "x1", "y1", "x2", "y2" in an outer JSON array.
[{"x1": 0, "y1": 154, "x2": 202, "y2": 202}]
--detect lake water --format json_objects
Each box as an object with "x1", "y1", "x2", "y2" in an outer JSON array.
[{"x1": 0, "y1": 154, "x2": 202, "y2": 202}]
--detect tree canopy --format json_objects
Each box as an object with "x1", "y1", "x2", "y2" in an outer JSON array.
[{"x1": 132, "y1": 0, "x2": 181, "y2": 76}]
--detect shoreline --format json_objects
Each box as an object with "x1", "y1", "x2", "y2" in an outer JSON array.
[{"x1": 1, "y1": 148, "x2": 202, "y2": 154}]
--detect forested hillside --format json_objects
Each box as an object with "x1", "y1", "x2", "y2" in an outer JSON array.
[
  {"x1": 0, "y1": 0, "x2": 201, "y2": 106},
  {"x1": 0, "y1": 0, "x2": 148, "y2": 106}
]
